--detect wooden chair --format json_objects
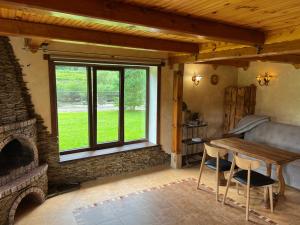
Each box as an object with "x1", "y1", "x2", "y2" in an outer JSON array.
[
  {"x1": 197, "y1": 143, "x2": 232, "y2": 201},
  {"x1": 223, "y1": 154, "x2": 275, "y2": 221}
]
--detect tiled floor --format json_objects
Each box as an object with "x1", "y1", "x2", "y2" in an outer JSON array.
[
  {"x1": 73, "y1": 179, "x2": 272, "y2": 225},
  {"x1": 15, "y1": 165, "x2": 300, "y2": 225}
]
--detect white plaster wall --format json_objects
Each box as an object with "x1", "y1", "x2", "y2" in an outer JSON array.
[
  {"x1": 149, "y1": 66, "x2": 158, "y2": 144},
  {"x1": 238, "y1": 61, "x2": 300, "y2": 126},
  {"x1": 9, "y1": 37, "x2": 51, "y2": 130},
  {"x1": 183, "y1": 64, "x2": 238, "y2": 138}
]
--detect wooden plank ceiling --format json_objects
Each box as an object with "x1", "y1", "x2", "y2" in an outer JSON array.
[
  {"x1": 124, "y1": 0, "x2": 300, "y2": 31},
  {"x1": 0, "y1": 4, "x2": 205, "y2": 44},
  {"x1": 0, "y1": 0, "x2": 300, "y2": 63},
  {"x1": 0, "y1": 0, "x2": 264, "y2": 45}
]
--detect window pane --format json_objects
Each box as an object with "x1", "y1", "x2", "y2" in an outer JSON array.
[
  {"x1": 124, "y1": 68, "x2": 147, "y2": 141},
  {"x1": 55, "y1": 65, "x2": 89, "y2": 151},
  {"x1": 96, "y1": 70, "x2": 120, "y2": 143}
]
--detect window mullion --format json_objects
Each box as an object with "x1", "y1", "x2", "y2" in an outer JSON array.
[
  {"x1": 91, "y1": 67, "x2": 98, "y2": 149},
  {"x1": 87, "y1": 66, "x2": 94, "y2": 149},
  {"x1": 120, "y1": 68, "x2": 125, "y2": 144},
  {"x1": 146, "y1": 67, "x2": 150, "y2": 140}
]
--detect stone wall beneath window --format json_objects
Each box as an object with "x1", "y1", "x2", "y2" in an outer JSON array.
[
  {"x1": 34, "y1": 99, "x2": 170, "y2": 185},
  {"x1": 47, "y1": 145, "x2": 170, "y2": 184}
]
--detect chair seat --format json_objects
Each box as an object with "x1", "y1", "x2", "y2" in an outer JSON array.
[
  {"x1": 233, "y1": 170, "x2": 275, "y2": 187},
  {"x1": 205, "y1": 158, "x2": 232, "y2": 171}
]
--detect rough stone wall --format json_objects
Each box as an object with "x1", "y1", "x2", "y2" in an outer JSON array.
[
  {"x1": 0, "y1": 119, "x2": 37, "y2": 146},
  {"x1": 1, "y1": 36, "x2": 170, "y2": 185},
  {"x1": 0, "y1": 173, "x2": 47, "y2": 225},
  {"x1": 0, "y1": 37, "x2": 34, "y2": 125},
  {"x1": 0, "y1": 119, "x2": 39, "y2": 186},
  {"x1": 0, "y1": 36, "x2": 51, "y2": 171},
  {"x1": 49, "y1": 146, "x2": 170, "y2": 184}
]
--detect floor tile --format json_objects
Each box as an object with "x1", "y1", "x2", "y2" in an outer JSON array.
[{"x1": 13, "y1": 166, "x2": 300, "y2": 225}]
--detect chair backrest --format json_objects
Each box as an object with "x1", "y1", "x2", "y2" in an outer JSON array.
[
  {"x1": 204, "y1": 143, "x2": 228, "y2": 158},
  {"x1": 233, "y1": 154, "x2": 261, "y2": 170}
]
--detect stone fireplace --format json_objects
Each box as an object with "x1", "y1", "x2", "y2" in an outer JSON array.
[
  {"x1": 0, "y1": 36, "x2": 48, "y2": 225},
  {"x1": 0, "y1": 119, "x2": 48, "y2": 225}
]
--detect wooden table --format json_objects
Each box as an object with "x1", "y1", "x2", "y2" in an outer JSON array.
[{"x1": 211, "y1": 137, "x2": 300, "y2": 197}]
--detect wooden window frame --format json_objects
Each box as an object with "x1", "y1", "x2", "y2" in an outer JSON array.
[{"x1": 48, "y1": 60, "x2": 152, "y2": 155}]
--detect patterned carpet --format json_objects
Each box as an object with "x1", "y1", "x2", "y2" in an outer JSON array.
[{"x1": 73, "y1": 178, "x2": 277, "y2": 225}]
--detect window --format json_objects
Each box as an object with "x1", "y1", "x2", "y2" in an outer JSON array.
[
  {"x1": 95, "y1": 68, "x2": 121, "y2": 144},
  {"x1": 55, "y1": 65, "x2": 89, "y2": 151},
  {"x1": 124, "y1": 68, "x2": 147, "y2": 141},
  {"x1": 51, "y1": 62, "x2": 152, "y2": 154}
]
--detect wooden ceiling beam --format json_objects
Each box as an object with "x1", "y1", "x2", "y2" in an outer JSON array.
[
  {"x1": 266, "y1": 26, "x2": 300, "y2": 44},
  {"x1": 241, "y1": 54, "x2": 300, "y2": 69},
  {"x1": 2, "y1": 0, "x2": 265, "y2": 45},
  {"x1": 0, "y1": 18, "x2": 199, "y2": 53},
  {"x1": 169, "y1": 39, "x2": 300, "y2": 64},
  {"x1": 255, "y1": 54, "x2": 300, "y2": 64},
  {"x1": 196, "y1": 60, "x2": 250, "y2": 70},
  {"x1": 170, "y1": 53, "x2": 300, "y2": 70}
]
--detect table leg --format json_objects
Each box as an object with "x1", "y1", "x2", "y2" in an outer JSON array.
[
  {"x1": 276, "y1": 165, "x2": 286, "y2": 196},
  {"x1": 264, "y1": 163, "x2": 272, "y2": 208},
  {"x1": 268, "y1": 164, "x2": 286, "y2": 208}
]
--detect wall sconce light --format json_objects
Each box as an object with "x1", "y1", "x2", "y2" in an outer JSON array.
[
  {"x1": 256, "y1": 72, "x2": 273, "y2": 86},
  {"x1": 192, "y1": 73, "x2": 203, "y2": 86}
]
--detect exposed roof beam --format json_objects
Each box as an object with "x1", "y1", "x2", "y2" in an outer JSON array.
[
  {"x1": 239, "y1": 54, "x2": 300, "y2": 69},
  {"x1": 256, "y1": 54, "x2": 300, "y2": 64},
  {"x1": 169, "y1": 39, "x2": 300, "y2": 64},
  {"x1": 197, "y1": 60, "x2": 250, "y2": 70},
  {"x1": 2, "y1": 0, "x2": 265, "y2": 45},
  {"x1": 0, "y1": 18, "x2": 199, "y2": 53},
  {"x1": 169, "y1": 54, "x2": 300, "y2": 70}
]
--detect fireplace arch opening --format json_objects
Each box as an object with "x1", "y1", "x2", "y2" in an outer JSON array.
[
  {"x1": 0, "y1": 137, "x2": 36, "y2": 176},
  {"x1": 9, "y1": 188, "x2": 45, "y2": 225}
]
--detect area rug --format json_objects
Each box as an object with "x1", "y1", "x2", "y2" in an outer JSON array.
[{"x1": 73, "y1": 178, "x2": 278, "y2": 225}]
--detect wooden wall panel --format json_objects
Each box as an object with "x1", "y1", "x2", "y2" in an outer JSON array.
[
  {"x1": 172, "y1": 65, "x2": 184, "y2": 154},
  {"x1": 224, "y1": 85, "x2": 256, "y2": 133},
  {"x1": 229, "y1": 87, "x2": 237, "y2": 131},
  {"x1": 223, "y1": 87, "x2": 232, "y2": 133}
]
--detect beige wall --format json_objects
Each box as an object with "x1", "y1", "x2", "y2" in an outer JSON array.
[
  {"x1": 183, "y1": 64, "x2": 238, "y2": 138},
  {"x1": 10, "y1": 37, "x2": 51, "y2": 129},
  {"x1": 238, "y1": 62, "x2": 300, "y2": 126},
  {"x1": 9, "y1": 37, "x2": 173, "y2": 153}
]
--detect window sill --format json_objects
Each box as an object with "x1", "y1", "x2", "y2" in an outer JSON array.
[{"x1": 59, "y1": 142, "x2": 159, "y2": 163}]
